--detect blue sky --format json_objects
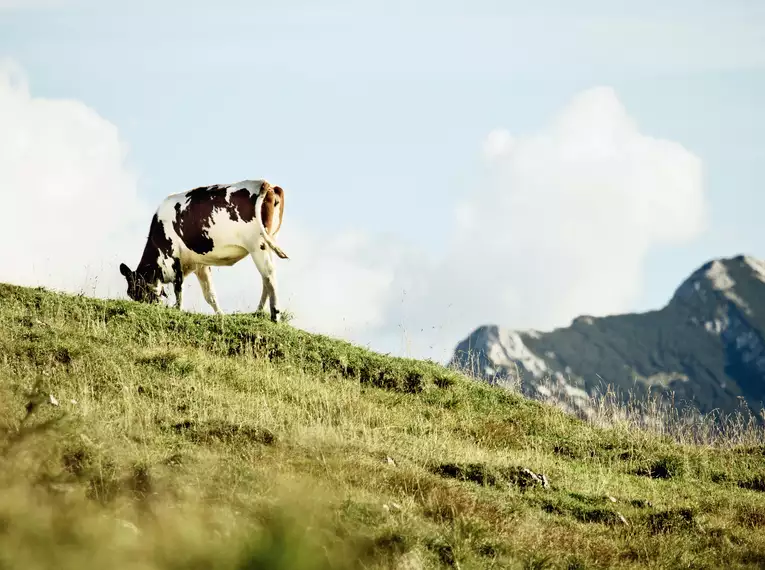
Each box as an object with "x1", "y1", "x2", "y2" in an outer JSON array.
[{"x1": 1, "y1": 0, "x2": 764, "y2": 362}]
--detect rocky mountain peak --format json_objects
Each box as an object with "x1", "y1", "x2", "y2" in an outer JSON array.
[
  {"x1": 451, "y1": 255, "x2": 765, "y2": 421},
  {"x1": 671, "y1": 255, "x2": 765, "y2": 313}
]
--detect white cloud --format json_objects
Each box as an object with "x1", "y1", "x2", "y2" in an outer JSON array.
[
  {"x1": 277, "y1": 228, "x2": 395, "y2": 336},
  {"x1": 482, "y1": 129, "x2": 516, "y2": 161},
  {"x1": 369, "y1": 86, "x2": 707, "y2": 362},
  {"x1": 471, "y1": 86, "x2": 706, "y2": 323},
  {"x1": 0, "y1": 59, "x2": 149, "y2": 298}
]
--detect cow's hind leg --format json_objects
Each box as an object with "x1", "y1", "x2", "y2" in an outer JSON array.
[
  {"x1": 250, "y1": 248, "x2": 280, "y2": 322},
  {"x1": 256, "y1": 273, "x2": 269, "y2": 314},
  {"x1": 195, "y1": 266, "x2": 222, "y2": 314},
  {"x1": 173, "y1": 260, "x2": 185, "y2": 311}
]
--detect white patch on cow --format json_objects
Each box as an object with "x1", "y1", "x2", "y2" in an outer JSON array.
[
  {"x1": 227, "y1": 180, "x2": 264, "y2": 194},
  {"x1": 156, "y1": 257, "x2": 173, "y2": 286},
  {"x1": 184, "y1": 205, "x2": 253, "y2": 266}
]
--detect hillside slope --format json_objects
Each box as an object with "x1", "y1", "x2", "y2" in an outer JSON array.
[
  {"x1": 452, "y1": 255, "x2": 765, "y2": 421},
  {"x1": 2, "y1": 283, "x2": 765, "y2": 569}
]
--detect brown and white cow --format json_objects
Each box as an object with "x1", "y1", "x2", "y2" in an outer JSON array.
[{"x1": 119, "y1": 179, "x2": 288, "y2": 321}]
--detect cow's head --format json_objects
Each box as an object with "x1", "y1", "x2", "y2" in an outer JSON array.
[{"x1": 119, "y1": 263, "x2": 165, "y2": 304}]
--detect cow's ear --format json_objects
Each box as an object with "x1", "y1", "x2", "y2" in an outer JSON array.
[{"x1": 119, "y1": 263, "x2": 133, "y2": 279}]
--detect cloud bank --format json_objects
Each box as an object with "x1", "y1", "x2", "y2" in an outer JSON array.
[
  {"x1": 0, "y1": 59, "x2": 149, "y2": 298},
  {"x1": 383, "y1": 86, "x2": 707, "y2": 360},
  {"x1": 459, "y1": 86, "x2": 705, "y2": 327},
  {"x1": 0, "y1": 62, "x2": 707, "y2": 363}
]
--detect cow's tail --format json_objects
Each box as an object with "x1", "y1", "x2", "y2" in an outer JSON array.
[{"x1": 254, "y1": 186, "x2": 289, "y2": 259}]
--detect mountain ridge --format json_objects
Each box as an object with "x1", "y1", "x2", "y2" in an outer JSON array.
[{"x1": 450, "y1": 254, "x2": 765, "y2": 420}]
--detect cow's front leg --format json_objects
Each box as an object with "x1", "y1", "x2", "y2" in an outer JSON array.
[
  {"x1": 195, "y1": 266, "x2": 222, "y2": 315},
  {"x1": 173, "y1": 267, "x2": 184, "y2": 311}
]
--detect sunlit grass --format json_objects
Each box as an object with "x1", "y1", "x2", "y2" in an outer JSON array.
[{"x1": 2, "y1": 282, "x2": 765, "y2": 569}]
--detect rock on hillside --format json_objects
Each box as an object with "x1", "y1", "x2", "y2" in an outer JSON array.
[{"x1": 450, "y1": 255, "x2": 765, "y2": 420}]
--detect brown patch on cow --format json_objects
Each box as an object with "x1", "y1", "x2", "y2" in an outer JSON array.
[
  {"x1": 228, "y1": 188, "x2": 256, "y2": 222},
  {"x1": 272, "y1": 185, "x2": 285, "y2": 236},
  {"x1": 260, "y1": 186, "x2": 277, "y2": 235},
  {"x1": 172, "y1": 185, "x2": 242, "y2": 254}
]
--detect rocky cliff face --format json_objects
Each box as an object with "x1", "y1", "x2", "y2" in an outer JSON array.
[{"x1": 450, "y1": 255, "x2": 765, "y2": 420}]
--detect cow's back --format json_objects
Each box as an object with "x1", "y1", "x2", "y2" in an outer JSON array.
[{"x1": 159, "y1": 182, "x2": 266, "y2": 267}]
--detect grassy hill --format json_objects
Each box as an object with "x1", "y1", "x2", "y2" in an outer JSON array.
[{"x1": 1, "y1": 283, "x2": 765, "y2": 569}]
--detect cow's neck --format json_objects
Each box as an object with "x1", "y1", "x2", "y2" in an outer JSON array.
[
  {"x1": 135, "y1": 213, "x2": 175, "y2": 285},
  {"x1": 136, "y1": 241, "x2": 164, "y2": 284}
]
